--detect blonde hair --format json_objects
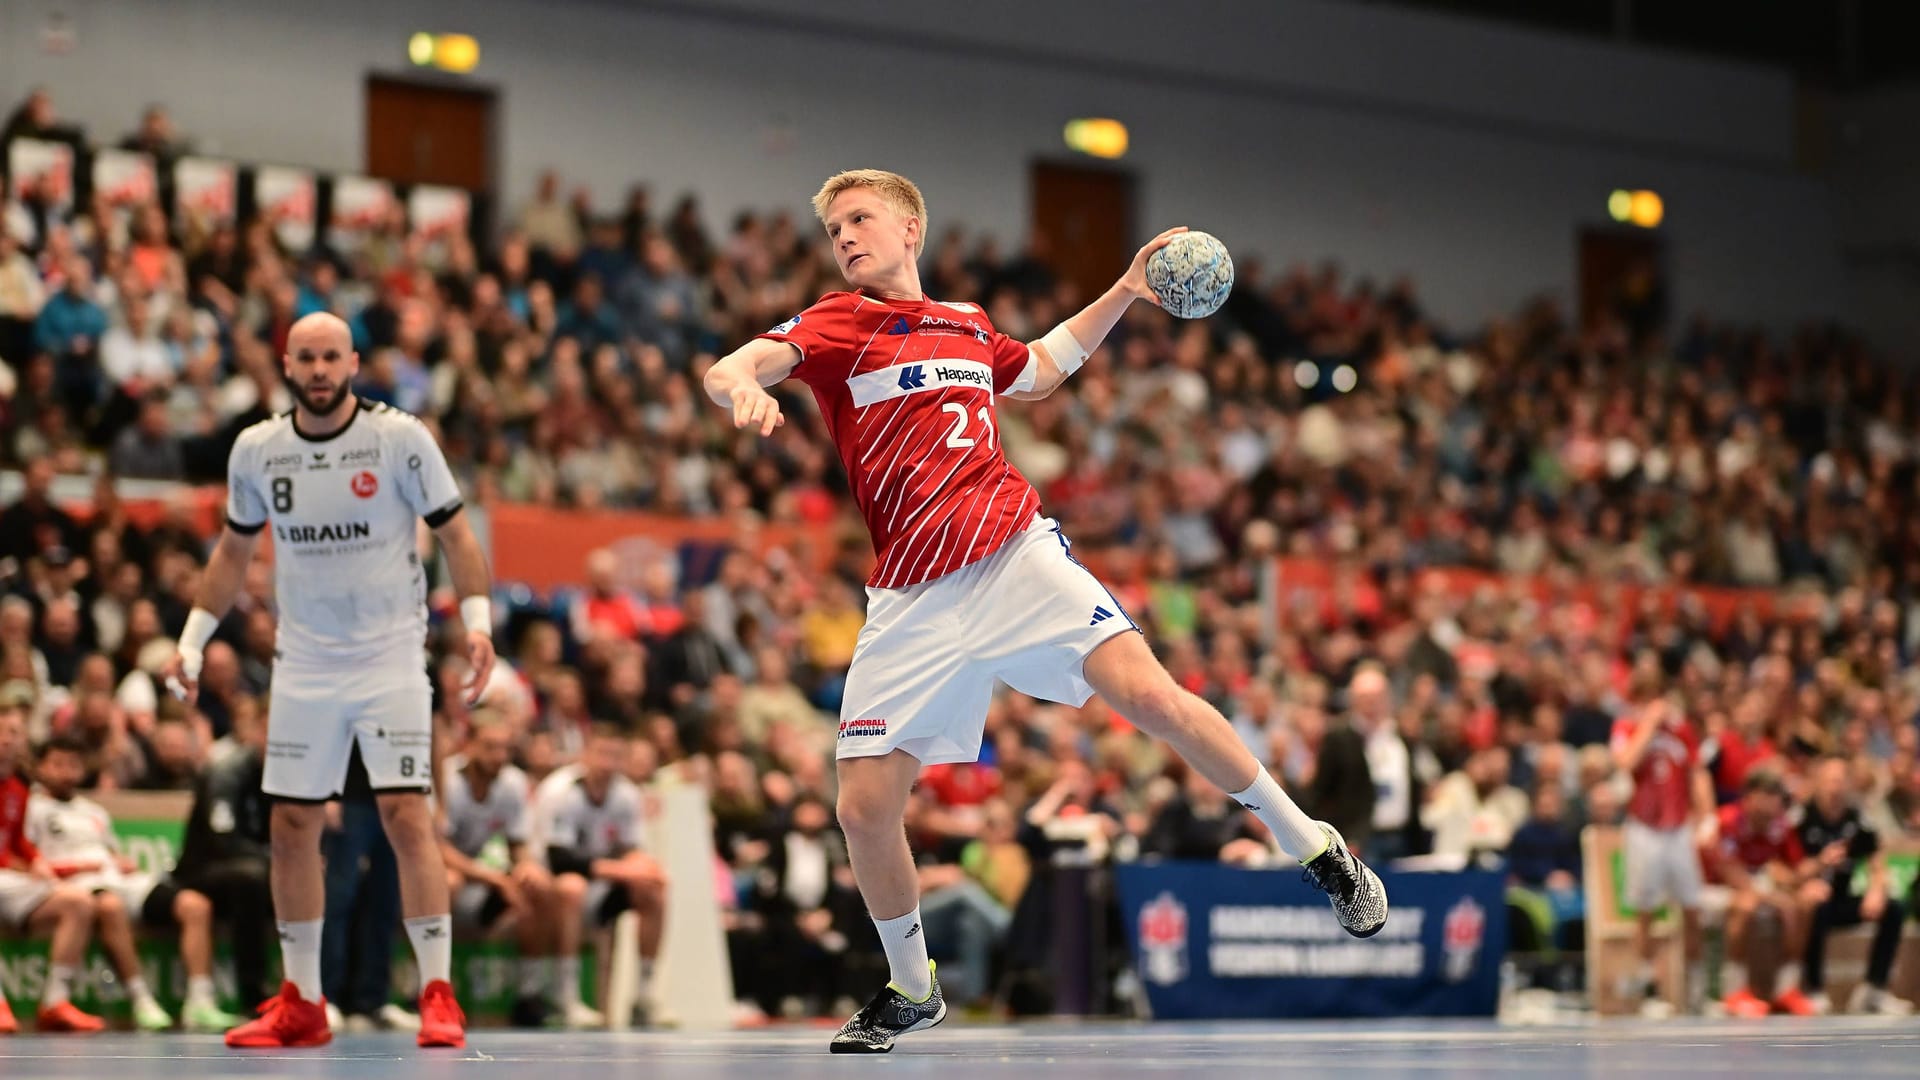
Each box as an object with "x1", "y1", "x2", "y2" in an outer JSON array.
[{"x1": 812, "y1": 169, "x2": 927, "y2": 256}]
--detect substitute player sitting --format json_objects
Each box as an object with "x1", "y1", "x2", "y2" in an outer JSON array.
[
  {"x1": 27, "y1": 735, "x2": 240, "y2": 1032},
  {"x1": 162, "y1": 312, "x2": 496, "y2": 1049},
  {"x1": 0, "y1": 702, "x2": 102, "y2": 1035},
  {"x1": 439, "y1": 710, "x2": 553, "y2": 1027},
  {"x1": 1701, "y1": 770, "x2": 1819, "y2": 1017},
  {"x1": 703, "y1": 169, "x2": 1385, "y2": 1054},
  {"x1": 531, "y1": 724, "x2": 665, "y2": 1029}
]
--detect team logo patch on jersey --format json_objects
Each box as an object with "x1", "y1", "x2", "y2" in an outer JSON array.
[
  {"x1": 838, "y1": 718, "x2": 888, "y2": 739},
  {"x1": 351, "y1": 471, "x2": 379, "y2": 498},
  {"x1": 769, "y1": 314, "x2": 802, "y2": 335}
]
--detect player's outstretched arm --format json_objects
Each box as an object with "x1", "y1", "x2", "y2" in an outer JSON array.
[
  {"x1": 433, "y1": 511, "x2": 497, "y2": 705},
  {"x1": 702, "y1": 338, "x2": 801, "y2": 436},
  {"x1": 161, "y1": 526, "x2": 261, "y2": 702},
  {"x1": 1004, "y1": 226, "x2": 1188, "y2": 401}
]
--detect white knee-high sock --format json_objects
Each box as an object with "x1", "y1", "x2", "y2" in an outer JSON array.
[
  {"x1": 1230, "y1": 767, "x2": 1327, "y2": 862},
  {"x1": 874, "y1": 909, "x2": 932, "y2": 1001}
]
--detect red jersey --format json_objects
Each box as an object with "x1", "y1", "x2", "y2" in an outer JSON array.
[
  {"x1": 0, "y1": 772, "x2": 38, "y2": 869},
  {"x1": 759, "y1": 292, "x2": 1040, "y2": 589},
  {"x1": 1704, "y1": 803, "x2": 1802, "y2": 884},
  {"x1": 1709, "y1": 730, "x2": 1776, "y2": 800},
  {"x1": 1611, "y1": 712, "x2": 1699, "y2": 831}
]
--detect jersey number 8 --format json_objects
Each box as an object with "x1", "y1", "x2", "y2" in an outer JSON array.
[{"x1": 272, "y1": 476, "x2": 294, "y2": 513}]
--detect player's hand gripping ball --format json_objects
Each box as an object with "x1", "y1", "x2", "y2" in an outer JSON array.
[{"x1": 1146, "y1": 230, "x2": 1234, "y2": 319}]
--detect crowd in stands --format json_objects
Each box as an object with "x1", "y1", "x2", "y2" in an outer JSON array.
[{"x1": 1, "y1": 87, "x2": 1918, "y2": 1024}]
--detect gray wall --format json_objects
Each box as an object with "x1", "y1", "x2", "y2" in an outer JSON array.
[{"x1": 0, "y1": 0, "x2": 1847, "y2": 335}]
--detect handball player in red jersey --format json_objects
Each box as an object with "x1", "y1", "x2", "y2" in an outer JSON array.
[{"x1": 703, "y1": 169, "x2": 1386, "y2": 1053}]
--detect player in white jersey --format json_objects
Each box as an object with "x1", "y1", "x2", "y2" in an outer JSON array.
[
  {"x1": 27, "y1": 736, "x2": 240, "y2": 1032},
  {"x1": 530, "y1": 725, "x2": 663, "y2": 1028},
  {"x1": 162, "y1": 312, "x2": 494, "y2": 1050},
  {"x1": 438, "y1": 712, "x2": 555, "y2": 1027}
]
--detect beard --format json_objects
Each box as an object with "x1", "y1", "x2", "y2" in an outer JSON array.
[{"x1": 287, "y1": 375, "x2": 350, "y2": 418}]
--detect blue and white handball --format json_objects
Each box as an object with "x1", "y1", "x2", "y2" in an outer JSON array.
[{"x1": 1145, "y1": 230, "x2": 1234, "y2": 319}]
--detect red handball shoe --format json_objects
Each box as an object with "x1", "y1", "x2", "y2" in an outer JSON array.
[
  {"x1": 1722, "y1": 987, "x2": 1770, "y2": 1019},
  {"x1": 0, "y1": 994, "x2": 17, "y2": 1034},
  {"x1": 416, "y1": 979, "x2": 466, "y2": 1048},
  {"x1": 36, "y1": 1001, "x2": 106, "y2": 1033},
  {"x1": 225, "y1": 982, "x2": 331, "y2": 1048},
  {"x1": 1772, "y1": 987, "x2": 1822, "y2": 1017}
]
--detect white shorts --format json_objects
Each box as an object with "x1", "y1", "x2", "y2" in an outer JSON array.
[
  {"x1": 1624, "y1": 820, "x2": 1704, "y2": 912},
  {"x1": 837, "y1": 515, "x2": 1139, "y2": 767},
  {"x1": 67, "y1": 870, "x2": 161, "y2": 918},
  {"x1": 0, "y1": 869, "x2": 53, "y2": 931},
  {"x1": 265, "y1": 656, "x2": 434, "y2": 800},
  {"x1": 452, "y1": 880, "x2": 512, "y2": 935}
]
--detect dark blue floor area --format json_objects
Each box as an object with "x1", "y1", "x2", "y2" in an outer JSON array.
[{"x1": 3, "y1": 1018, "x2": 1918, "y2": 1079}]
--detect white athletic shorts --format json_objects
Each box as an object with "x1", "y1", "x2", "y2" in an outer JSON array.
[
  {"x1": 265, "y1": 655, "x2": 434, "y2": 800},
  {"x1": 452, "y1": 880, "x2": 512, "y2": 935},
  {"x1": 836, "y1": 515, "x2": 1140, "y2": 767},
  {"x1": 1623, "y1": 820, "x2": 1704, "y2": 912},
  {"x1": 66, "y1": 870, "x2": 161, "y2": 917},
  {"x1": 0, "y1": 869, "x2": 53, "y2": 930}
]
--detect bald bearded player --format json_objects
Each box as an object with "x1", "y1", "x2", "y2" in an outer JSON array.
[{"x1": 163, "y1": 313, "x2": 495, "y2": 1049}]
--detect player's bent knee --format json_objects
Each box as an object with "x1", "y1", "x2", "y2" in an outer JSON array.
[
  {"x1": 555, "y1": 873, "x2": 589, "y2": 904},
  {"x1": 93, "y1": 889, "x2": 125, "y2": 917},
  {"x1": 175, "y1": 889, "x2": 212, "y2": 923},
  {"x1": 48, "y1": 884, "x2": 90, "y2": 919}
]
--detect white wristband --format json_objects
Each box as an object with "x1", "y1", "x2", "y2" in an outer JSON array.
[
  {"x1": 1040, "y1": 322, "x2": 1090, "y2": 377},
  {"x1": 177, "y1": 608, "x2": 218, "y2": 681},
  {"x1": 460, "y1": 596, "x2": 493, "y2": 637}
]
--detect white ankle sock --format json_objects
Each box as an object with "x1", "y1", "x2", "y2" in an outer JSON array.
[
  {"x1": 277, "y1": 918, "x2": 324, "y2": 1001},
  {"x1": 125, "y1": 975, "x2": 158, "y2": 1009},
  {"x1": 1230, "y1": 768, "x2": 1326, "y2": 861},
  {"x1": 874, "y1": 909, "x2": 932, "y2": 1001},
  {"x1": 43, "y1": 964, "x2": 76, "y2": 1006},
  {"x1": 404, "y1": 914, "x2": 453, "y2": 985},
  {"x1": 187, "y1": 974, "x2": 218, "y2": 1008},
  {"x1": 558, "y1": 956, "x2": 583, "y2": 1008},
  {"x1": 1777, "y1": 962, "x2": 1801, "y2": 993},
  {"x1": 518, "y1": 956, "x2": 549, "y2": 998}
]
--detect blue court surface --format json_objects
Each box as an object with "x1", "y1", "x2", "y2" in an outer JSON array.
[{"x1": 3, "y1": 1019, "x2": 1918, "y2": 1079}]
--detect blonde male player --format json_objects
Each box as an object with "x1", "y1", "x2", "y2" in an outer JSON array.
[
  {"x1": 703, "y1": 170, "x2": 1386, "y2": 1053},
  {"x1": 163, "y1": 312, "x2": 494, "y2": 1049}
]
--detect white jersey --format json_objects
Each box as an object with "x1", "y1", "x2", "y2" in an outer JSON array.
[
  {"x1": 440, "y1": 756, "x2": 532, "y2": 858},
  {"x1": 25, "y1": 792, "x2": 124, "y2": 883},
  {"x1": 530, "y1": 764, "x2": 646, "y2": 866},
  {"x1": 226, "y1": 400, "x2": 464, "y2": 663}
]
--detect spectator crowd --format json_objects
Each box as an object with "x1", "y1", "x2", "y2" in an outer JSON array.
[{"x1": 1, "y1": 87, "x2": 1918, "y2": 1024}]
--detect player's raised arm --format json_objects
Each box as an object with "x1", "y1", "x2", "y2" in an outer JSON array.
[
  {"x1": 1003, "y1": 226, "x2": 1189, "y2": 402},
  {"x1": 702, "y1": 337, "x2": 801, "y2": 436}
]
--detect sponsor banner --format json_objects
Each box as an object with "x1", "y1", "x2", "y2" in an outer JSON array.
[
  {"x1": 409, "y1": 184, "x2": 470, "y2": 267},
  {"x1": 330, "y1": 174, "x2": 397, "y2": 255},
  {"x1": 173, "y1": 156, "x2": 237, "y2": 230},
  {"x1": 1273, "y1": 558, "x2": 1784, "y2": 641},
  {"x1": 92, "y1": 148, "x2": 157, "y2": 207},
  {"x1": 255, "y1": 165, "x2": 316, "y2": 252},
  {"x1": 1117, "y1": 862, "x2": 1504, "y2": 1019},
  {"x1": 7, "y1": 138, "x2": 73, "y2": 212}
]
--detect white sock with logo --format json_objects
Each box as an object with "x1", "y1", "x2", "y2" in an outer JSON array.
[
  {"x1": 277, "y1": 919, "x2": 324, "y2": 1001},
  {"x1": 404, "y1": 915, "x2": 454, "y2": 985},
  {"x1": 874, "y1": 909, "x2": 932, "y2": 1002},
  {"x1": 1230, "y1": 767, "x2": 1327, "y2": 862}
]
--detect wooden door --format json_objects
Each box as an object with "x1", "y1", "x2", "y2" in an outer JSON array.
[
  {"x1": 1030, "y1": 161, "x2": 1136, "y2": 302},
  {"x1": 365, "y1": 76, "x2": 495, "y2": 192}
]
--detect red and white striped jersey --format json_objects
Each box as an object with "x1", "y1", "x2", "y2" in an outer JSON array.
[{"x1": 757, "y1": 291, "x2": 1041, "y2": 589}]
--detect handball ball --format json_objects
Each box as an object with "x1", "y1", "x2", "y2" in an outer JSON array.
[{"x1": 1146, "y1": 230, "x2": 1234, "y2": 319}]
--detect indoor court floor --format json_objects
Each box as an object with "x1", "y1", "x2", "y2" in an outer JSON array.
[{"x1": 3, "y1": 1018, "x2": 1917, "y2": 1079}]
